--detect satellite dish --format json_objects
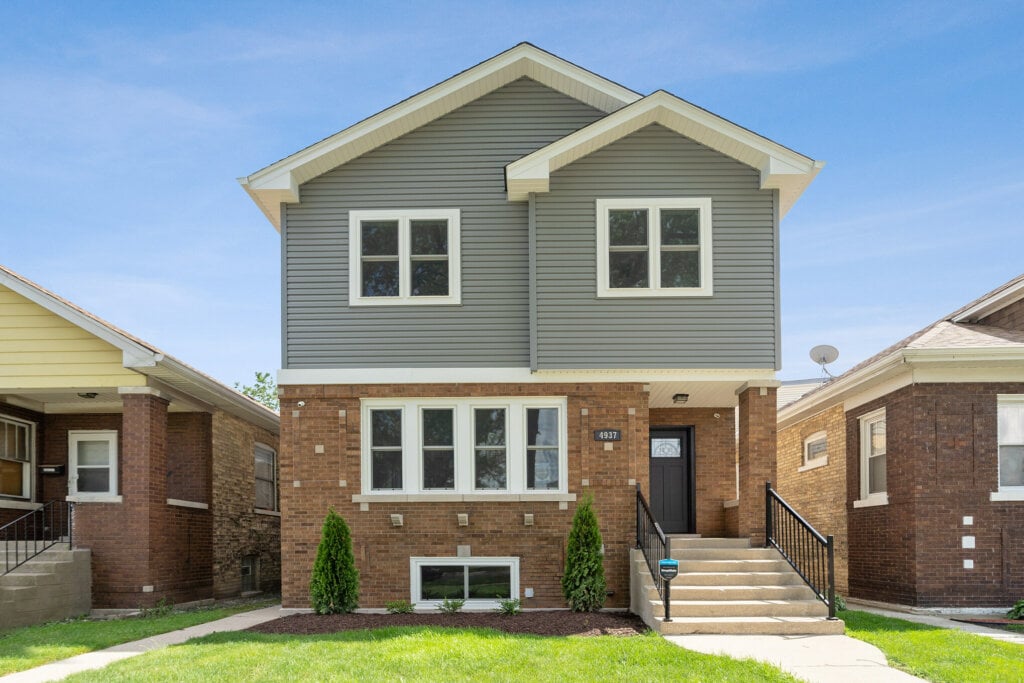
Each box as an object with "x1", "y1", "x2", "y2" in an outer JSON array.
[{"x1": 809, "y1": 344, "x2": 839, "y2": 378}]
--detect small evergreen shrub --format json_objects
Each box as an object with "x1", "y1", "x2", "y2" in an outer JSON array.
[
  {"x1": 496, "y1": 598, "x2": 522, "y2": 615},
  {"x1": 438, "y1": 598, "x2": 465, "y2": 614},
  {"x1": 386, "y1": 600, "x2": 415, "y2": 614},
  {"x1": 833, "y1": 593, "x2": 847, "y2": 612},
  {"x1": 1008, "y1": 599, "x2": 1024, "y2": 620},
  {"x1": 561, "y1": 493, "x2": 606, "y2": 612},
  {"x1": 309, "y1": 508, "x2": 359, "y2": 614}
]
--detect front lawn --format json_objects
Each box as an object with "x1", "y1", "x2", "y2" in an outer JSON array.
[
  {"x1": 842, "y1": 609, "x2": 1024, "y2": 683},
  {"x1": 0, "y1": 599, "x2": 275, "y2": 676},
  {"x1": 63, "y1": 627, "x2": 798, "y2": 682}
]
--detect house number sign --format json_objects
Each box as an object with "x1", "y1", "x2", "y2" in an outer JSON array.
[{"x1": 593, "y1": 429, "x2": 622, "y2": 442}]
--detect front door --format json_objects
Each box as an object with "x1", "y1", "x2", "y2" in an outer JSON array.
[{"x1": 649, "y1": 427, "x2": 694, "y2": 534}]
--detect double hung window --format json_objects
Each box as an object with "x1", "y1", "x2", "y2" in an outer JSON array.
[
  {"x1": 0, "y1": 416, "x2": 33, "y2": 499},
  {"x1": 68, "y1": 430, "x2": 118, "y2": 500},
  {"x1": 995, "y1": 396, "x2": 1024, "y2": 500},
  {"x1": 254, "y1": 443, "x2": 278, "y2": 511},
  {"x1": 855, "y1": 409, "x2": 886, "y2": 506}
]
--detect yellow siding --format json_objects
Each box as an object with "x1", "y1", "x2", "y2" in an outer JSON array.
[{"x1": 0, "y1": 286, "x2": 145, "y2": 389}]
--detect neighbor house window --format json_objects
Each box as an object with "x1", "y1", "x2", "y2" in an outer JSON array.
[
  {"x1": 254, "y1": 443, "x2": 278, "y2": 511},
  {"x1": 0, "y1": 415, "x2": 34, "y2": 499},
  {"x1": 349, "y1": 209, "x2": 461, "y2": 306},
  {"x1": 68, "y1": 430, "x2": 118, "y2": 500},
  {"x1": 596, "y1": 198, "x2": 712, "y2": 297},
  {"x1": 854, "y1": 409, "x2": 887, "y2": 507},
  {"x1": 800, "y1": 431, "x2": 828, "y2": 471},
  {"x1": 995, "y1": 395, "x2": 1024, "y2": 500},
  {"x1": 360, "y1": 398, "x2": 567, "y2": 496},
  {"x1": 410, "y1": 556, "x2": 518, "y2": 609}
]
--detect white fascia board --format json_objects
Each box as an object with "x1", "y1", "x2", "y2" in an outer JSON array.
[
  {"x1": 278, "y1": 367, "x2": 777, "y2": 386},
  {"x1": 902, "y1": 347, "x2": 1024, "y2": 364},
  {"x1": 951, "y1": 278, "x2": 1024, "y2": 322}
]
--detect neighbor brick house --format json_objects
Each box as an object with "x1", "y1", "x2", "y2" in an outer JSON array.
[
  {"x1": 0, "y1": 264, "x2": 281, "y2": 619},
  {"x1": 778, "y1": 274, "x2": 1024, "y2": 607},
  {"x1": 240, "y1": 44, "x2": 822, "y2": 611}
]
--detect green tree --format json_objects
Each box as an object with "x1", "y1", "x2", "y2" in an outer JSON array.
[
  {"x1": 235, "y1": 371, "x2": 279, "y2": 411},
  {"x1": 561, "y1": 493, "x2": 606, "y2": 611},
  {"x1": 309, "y1": 509, "x2": 360, "y2": 614}
]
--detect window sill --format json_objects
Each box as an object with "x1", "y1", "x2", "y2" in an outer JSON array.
[
  {"x1": 253, "y1": 508, "x2": 282, "y2": 517},
  {"x1": 990, "y1": 490, "x2": 1024, "y2": 502},
  {"x1": 853, "y1": 494, "x2": 888, "y2": 509},
  {"x1": 349, "y1": 297, "x2": 462, "y2": 307},
  {"x1": 167, "y1": 498, "x2": 209, "y2": 510},
  {"x1": 66, "y1": 495, "x2": 123, "y2": 504},
  {"x1": 798, "y1": 459, "x2": 828, "y2": 473},
  {"x1": 722, "y1": 499, "x2": 739, "y2": 509},
  {"x1": 352, "y1": 493, "x2": 577, "y2": 504},
  {"x1": 0, "y1": 499, "x2": 41, "y2": 511},
  {"x1": 597, "y1": 288, "x2": 713, "y2": 299}
]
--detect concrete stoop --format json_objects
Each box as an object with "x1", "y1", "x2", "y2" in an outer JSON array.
[
  {"x1": 630, "y1": 537, "x2": 844, "y2": 636},
  {"x1": 0, "y1": 546, "x2": 91, "y2": 630}
]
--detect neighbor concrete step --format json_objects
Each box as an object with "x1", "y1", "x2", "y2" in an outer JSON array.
[
  {"x1": 668, "y1": 538, "x2": 752, "y2": 550},
  {"x1": 650, "y1": 599, "x2": 828, "y2": 618},
  {"x1": 654, "y1": 615, "x2": 845, "y2": 636},
  {"x1": 670, "y1": 547, "x2": 780, "y2": 561},
  {"x1": 644, "y1": 583, "x2": 817, "y2": 601},
  {"x1": 0, "y1": 571, "x2": 63, "y2": 587}
]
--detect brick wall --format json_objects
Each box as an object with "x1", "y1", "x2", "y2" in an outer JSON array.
[
  {"x1": 167, "y1": 413, "x2": 211, "y2": 503},
  {"x1": 279, "y1": 382, "x2": 649, "y2": 609},
  {"x1": 737, "y1": 386, "x2": 777, "y2": 545},
  {"x1": 211, "y1": 410, "x2": 281, "y2": 597},
  {"x1": 777, "y1": 404, "x2": 848, "y2": 593},
  {"x1": 650, "y1": 407, "x2": 736, "y2": 537},
  {"x1": 979, "y1": 298, "x2": 1024, "y2": 331}
]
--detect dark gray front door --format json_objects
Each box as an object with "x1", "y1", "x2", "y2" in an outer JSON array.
[{"x1": 649, "y1": 427, "x2": 694, "y2": 534}]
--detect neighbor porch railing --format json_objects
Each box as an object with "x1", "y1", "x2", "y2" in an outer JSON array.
[
  {"x1": 765, "y1": 481, "x2": 838, "y2": 619},
  {"x1": 635, "y1": 484, "x2": 670, "y2": 603},
  {"x1": 1, "y1": 500, "x2": 72, "y2": 575}
]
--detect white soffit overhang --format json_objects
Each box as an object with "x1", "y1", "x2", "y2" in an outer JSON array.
[
  {"x1": 239, "y1": 43, "x2": 642, "y2": 231},
  {"x1": 506, "y1": 90, "x2": 824, "y2": 217},
  {"x1": 951, "y1": 276, "x2": 1024, "y2": 323}
]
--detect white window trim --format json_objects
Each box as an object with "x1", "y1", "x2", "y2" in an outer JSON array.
[
  {"x1": 348, "y1": 209, "x2": 461, "y2": 306},
  {"x1": 994, "y1": 394, "x2": 1024, "y2": 500},
  {"x1": 856, "y1": 408, "x2": 886, "y2": 506},
  {"x1": 798, "y1": 430, "x2": 828, "y2": 472},
  {"x1": 360, "y1": 397, "x2": 568, "y2": 497},
  {"x1": 410, "y1": 556, "x2": 519, "y2": 610},
  {"x1": 0, "y1": 414, "x2": 35, "y2": 501},
  {"x1": 68, "y1": 430, "x2": 118, "y2": 501},
  {"x1": 254, "y1": 442, "x2": 279, "y2": 512},
  {"x1": 595, "y1": 197, "x2": 713, "y2": 298}
]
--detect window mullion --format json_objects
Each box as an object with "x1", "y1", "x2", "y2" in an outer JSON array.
[
  {"x1": 508, "y1": 405, "x2": 524, "y2": 492},
  {"x1": 650, "y1": 208, "x2": 661, "y2": 289},
  {"x1": 404, "y1": 405, "x2": 417, "y2": 492},
  {"x1": 399, "y1": 218, "x2": 410, "y2": 299}
]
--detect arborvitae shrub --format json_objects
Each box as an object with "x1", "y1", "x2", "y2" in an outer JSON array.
[
  {"x1": 561, "y1": 493, "x2": 606, "y2": 611},
  {"x1": 309, "y1": 508, "x2": 359, "y2": 614}
]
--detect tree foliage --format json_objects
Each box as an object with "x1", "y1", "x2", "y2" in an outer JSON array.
[
  {"x1": 561, "y1": 493, "x2": 606, "y2": 611},
  {"x1": 309, "y1": 508, "x2": 360, "y2": 614},
  {"x1": 235, "y1": 371, "x2": 279, "y2": 411}
]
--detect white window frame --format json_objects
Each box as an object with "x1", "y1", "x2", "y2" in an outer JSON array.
[
  {"x1": 799, "y1": 430, "x2": 828, "y2": 472},
  {"x1": 348, "y1": 209, "x2": 461, "y2": 306},
  {"x1": 992, "y1": 395, "x2": 1024, "y2": 502},
  {"x1": 67, "y1": 430, "x2": 120, "y2": 502},
  {"x1": 359, "y1": 397, "x2": 568, "y2": 497},
  {"x1": 595, "y1": 197, "x2": 713, "y2": 298},
  {"x1": 410, "y1": 556, "x2": 519, "y2": 610},
  {"x1": 254, "y1": 442, "x2": 278, "y2": 511},
  {"x1": 0, "y1": 414, "x2": 35, "y2": 501},
  {"x1": 854, "y1": 408, "x2": 887, "y2": 508}
]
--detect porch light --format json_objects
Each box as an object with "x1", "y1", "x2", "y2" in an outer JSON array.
[
  {"x1": 672, "y1": 393, "x2": 689, "y2": 404},
  {"x1": 77, "y1": 392, "x2": 98, "y2": 399}
]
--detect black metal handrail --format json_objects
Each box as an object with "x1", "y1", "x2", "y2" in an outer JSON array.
[
  {"x1": 765, "y1": 481, "x2": 837, "y2": 619},
  {"x1": 635, "y1": 484, "x2": 670, "y2": 603},
  {"x1": 1, "y1": 500, "x2": 72, "y2": 575}
]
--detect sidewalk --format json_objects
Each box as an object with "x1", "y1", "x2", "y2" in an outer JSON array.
[
  {"x1": 851, "y1": 601, "x2": 1024, "y2": 646},
  {"x1": 0, "y1": 605, "x2": 281, "y2": 683}
]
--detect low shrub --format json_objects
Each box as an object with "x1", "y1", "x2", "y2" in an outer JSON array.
[
  {"x1": 834, "y1": 593, "x2": 847, "y2": 612},
  {"x1": 1007, "y1": 599, "x2": 1024, "y2": 620},
  {"x1": 438, "y1": 598, "x2": 465, "y2": 614},
  {"x1": 385, "y1": 600, "x2": 415, "y2": 614},
  {"x1": 496, "y1": 598, "x2": 522, "y2": 616}
]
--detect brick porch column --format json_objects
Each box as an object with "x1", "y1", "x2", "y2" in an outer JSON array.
[
  {"x1": 736, "y1": 381, "x2": 779, "y2": 546},
  {"x1": 118, "y1": 387, "x2": 170, "y2": 603}
]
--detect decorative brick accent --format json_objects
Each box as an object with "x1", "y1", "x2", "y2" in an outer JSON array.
[{"x1": 736, "y1": 385, "x2": 777, "y2": 545}]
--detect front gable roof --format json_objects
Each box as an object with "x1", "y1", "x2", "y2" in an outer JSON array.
[
  {"x1": 505, "y1": 90, "x2": 823, "y2": 217},
  {"x1": 239, "y1": 43, "x2": 641, "y2": 230}
]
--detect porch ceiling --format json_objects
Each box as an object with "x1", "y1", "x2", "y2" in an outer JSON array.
[
  {"x1": 0, "y1": 388, "x2": 208, "y2": 415},
  {"x1": 648, "y1": 381, "x2": 749, "y2": 409}
]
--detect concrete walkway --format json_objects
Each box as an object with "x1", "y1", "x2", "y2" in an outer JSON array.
[
  {"x1": 851, "y1": 602, "x2": 1024, "y2": 646},
  {"x1": 0, "y1": 605, "x2": 281, "y2": 683}
]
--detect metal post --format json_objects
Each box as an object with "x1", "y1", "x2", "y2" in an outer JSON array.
[
  {"x1": 765, "y1": 481, "x2": 773, "y2": 548},
  {"x1": 664, "y1": 536, "x2": 671, "y2": 622},
  {"x1": 826, "y1": 534, "x2": 837, "y2": 620}
]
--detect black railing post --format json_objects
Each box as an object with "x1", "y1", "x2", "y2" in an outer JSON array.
[
  {"x1": 826, "y1": 534, "x2": 837, "y2": 619},
  {"x1": 765, "y1": 481, "x2": 773, "y2": 548}
]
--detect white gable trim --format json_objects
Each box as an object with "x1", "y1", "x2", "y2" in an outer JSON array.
[
  {"x1": 951, "y1": 277, "x2": 1024, "y2": 323},
  {"x1": 506, "y1": 90, "x2": 823, "y2": 218},
  {"x1": 240, "y1": 43, "x2": 641, "y2": 231}
]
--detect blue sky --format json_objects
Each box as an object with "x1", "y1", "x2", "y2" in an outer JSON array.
[{"x1": 2, "y1": 1, "x2": 1022, "y2": 386}]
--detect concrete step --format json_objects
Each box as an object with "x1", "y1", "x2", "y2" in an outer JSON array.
[
  {"x1": 674, "y1": 571, "x2": 805, "y2": 586},
  {"x1": 677, "y1": 559, "x2": 793, "y2": 573},
  {"x1": 654, "y1": 615, "x2": 845, "y2": 636},
  {"x1": 644, "y1": 583, "x2": 817, "y2": 601},
  {"x1": 0, "y1": 571, "x2": 62, "y2": 587},
  {"x1": 650, "y1": 598, "x2": 828, "y2": 618},
  {"x1": 668, "y1": 537, "x2": 751, "y2": 550},
  {"x1": 670, "y1": 547, "x2": 779, "y2": 561}
]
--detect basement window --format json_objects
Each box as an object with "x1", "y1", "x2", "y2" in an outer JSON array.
[{"x1": 410, "y1": 556, "x2": 518, "y2": 610}]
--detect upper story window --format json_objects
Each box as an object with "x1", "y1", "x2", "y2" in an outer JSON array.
[
  {"x1": 995, "y1": 395, "x2": 1024, "y2": 501},
  {"x1": 854, "y1": 408, "x2": 887, "y2": 507},
  {"x1": 254, "y1": 443, "x2": 278, "y2": 511},
  {"x1": 349, "y1": 209, "x2": 461, "y2": 306},
  {"x1": 0, "y1": 415, "x2": 34, "y2": 500},
  {"x1": 595, "y1": 198, "x2": 713, "y2": 298},
  {"x1": 361, "y1": 397, "x2": 567, "y2": 496},
  {"x1": 68, "y1": 430, "x2": 118, "y2": 501},
  {"x1": 799, "y1": 430, "x2": 828, "y2": 471}
]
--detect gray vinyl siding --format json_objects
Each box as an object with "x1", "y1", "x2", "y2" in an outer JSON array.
[
  {"x1": 283, "y1": 79, "x2": 604, "y2": 368},
  {"x1": 534, "y1": 124, "x2": 778, "y2": 369}
]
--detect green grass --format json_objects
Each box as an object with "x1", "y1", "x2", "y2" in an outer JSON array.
[
  {"x1": 63, "y1": 627, "x2": 799, "y2": 682},
  {"x1": 0, "y1": 599, "x2": 275, "y2": 676},
  {"x1": 842, "y1": 610, "x2": 1024, "y2": 683}
]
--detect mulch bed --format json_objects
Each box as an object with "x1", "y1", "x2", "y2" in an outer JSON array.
[{"x1": 249, "y1": 611, "x2": 648, "y2": 637}]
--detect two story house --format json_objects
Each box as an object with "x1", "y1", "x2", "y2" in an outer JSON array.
[{"x1": 240, "y1": 44, "x2": 822, "y2": 614}]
